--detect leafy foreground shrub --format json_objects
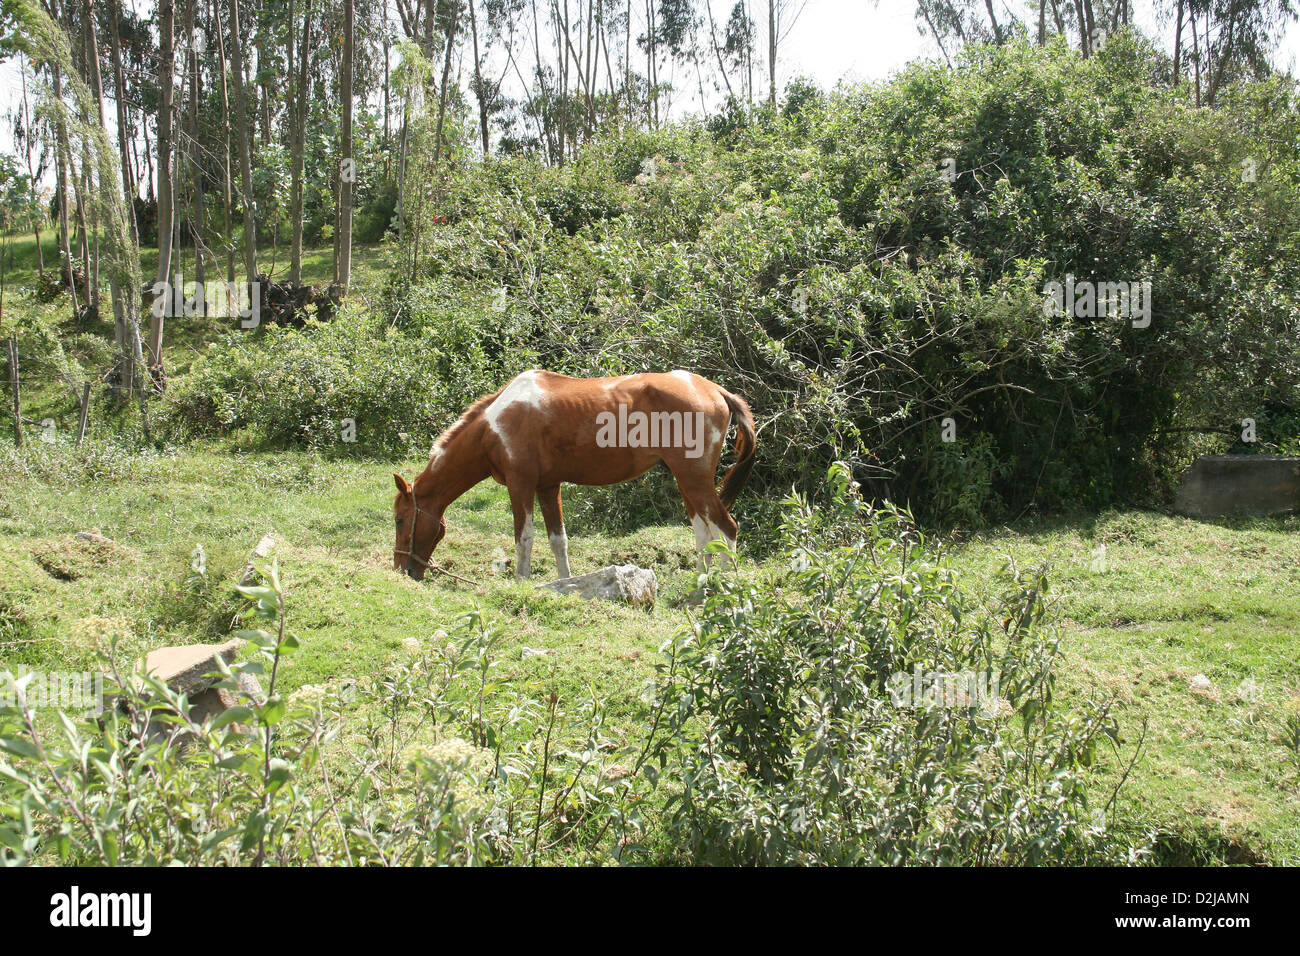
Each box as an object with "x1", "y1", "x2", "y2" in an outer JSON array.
[
  {"x1": 0, "y1": 563, "x2": 646, "y2": 866},
  {"x1": 0, "y1": 469, "x2": 1150, "y2": 865},
  {"x1": 648, "y1": 464, "x2": 1151, "y2": 864}
]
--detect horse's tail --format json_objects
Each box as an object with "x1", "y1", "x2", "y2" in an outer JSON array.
[{"x1": 718, "y1": 387, "x2": 757, "y2": 510}]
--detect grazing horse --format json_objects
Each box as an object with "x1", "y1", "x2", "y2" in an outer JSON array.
[{"x1": 393, "y1": 369, "x2": 756, "y2": 580}]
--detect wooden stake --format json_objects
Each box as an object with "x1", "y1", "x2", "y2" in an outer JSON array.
[
  {"x1": 7, "y1": 337, "x2": 21, "y2": 448},
  {"x1": 76, "y1": 380, "x2": 91, "y2": 447}
]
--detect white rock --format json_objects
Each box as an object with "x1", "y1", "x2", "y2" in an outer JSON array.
[{"x1": 538, "y1": 564, "x2": 658, "y2": 607}]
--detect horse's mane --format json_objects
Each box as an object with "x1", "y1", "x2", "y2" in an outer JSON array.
[{"x1": 429, "y1": 387, "x2": 503, "y2": 460}]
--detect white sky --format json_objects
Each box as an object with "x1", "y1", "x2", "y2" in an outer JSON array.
[{"x1": 777, "y1": 0, "x2": 1300, "y2": 88}]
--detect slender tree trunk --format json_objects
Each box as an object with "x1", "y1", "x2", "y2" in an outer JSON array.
[
  {"x1": 213, "y1": 0, "x2": 235, "y2": 284},
  {"x1": 767, "y1": 0, "x2": 776, "y2": 105},
  {"x1": 339, "y1": 0, "x2": 355, "y2": 294},
  {"x1": 19, "y1": 57, "x2": 45, "y2": 275},
  {"x1": 984, "y1": 0, "x2": 1003, "y2": 43},
  {"x1": 1048, "y1": 0, "x2": 1065, "y2": 36},
  {"x1": 433, "y1": 2, "x2": 459, "y2": 163},
  {"x1": 1073, "y1": 0, "x2": 1090, "y2": 55},
  {"x1": 84, "y1": 0, "x2": 108, "y2": 314},
  {"x1": 1173, "y1": 0, "x2": 1184, "y2": 84},
  {"x1": 707, "y1": 0, "x2": 736, "y2": 98},
  {"x1": 1191, "y1": 13, "x2": 1202, "y2": 107},
  {"x1": 51, "y1": 65, "x2": 80, "y2": 316},
  {"x1": 187, "y1": 0, "x2": 204, "y2": 299},
  {"x1": 107, "y1": 0, "x2": 137, "y2": 247},
  {"x1": 383, "y1": 31, "x2": 391, "y2": 176},
  {"x1": 149, "y1": 0, "x2": 175, "y2": 381},
  {"x1": 228, "y1": 0, "x2": 259, "y2": 286},
  {"x1": 470, "y1": 0, "x2": 490, "y2": 156},
  {"x1": 290, "y1": 0, "x2": 313, "y2": 285}
]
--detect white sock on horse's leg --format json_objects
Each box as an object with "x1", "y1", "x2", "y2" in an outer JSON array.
[
  {"x1": 692, "y1": 514, "x2": 711, "y2": 571},
  {"x1": 516, "y1": 521, "x2": 535, "y2": 579},
  {"x1": 719, "y1": 527, "x2": 737, "y2": 569},
  {"x1": 549, "y1": 530, "x2": 570, "y2": 579}
]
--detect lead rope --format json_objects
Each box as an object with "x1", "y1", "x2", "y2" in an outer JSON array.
[{"x1": 395, "y1": 494, "x2": 478, "y2": 586}]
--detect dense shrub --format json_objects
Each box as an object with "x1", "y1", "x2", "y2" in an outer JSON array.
[
  {"x1": 647, "y1": 463, "x2": 1147, "y2": 864},
  {"x1": 159, "y1": 308, "x2": 484, "y2": 455}
]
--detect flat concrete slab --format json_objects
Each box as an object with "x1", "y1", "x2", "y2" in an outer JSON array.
[
  {"x1": 1173, "y1": 455, "x2": 1300, "y2": 517},
  {"x1": 144, "y1": 639, "x2": 243, "y2": 697}
]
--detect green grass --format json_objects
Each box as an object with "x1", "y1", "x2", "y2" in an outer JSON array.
[
  {"x1": 2, "y1": 443, "x2": 1298, "y2": 864},
  {"x1": 946, "y1": 510, "x2": 1300, "y2": 865}
]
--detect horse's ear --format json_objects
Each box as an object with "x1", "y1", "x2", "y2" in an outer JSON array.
[{"x1": 393, "y1": 473, "x2": 410, "y2": 495}]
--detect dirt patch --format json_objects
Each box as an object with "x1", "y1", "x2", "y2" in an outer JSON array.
[{"x1": 30, "y1": 534, "x2": 140, "y2": 581}]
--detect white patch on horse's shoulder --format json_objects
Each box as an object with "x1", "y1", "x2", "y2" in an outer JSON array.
[{"x1": 486, "y1": 370, "x2": 545, "y2": 450}]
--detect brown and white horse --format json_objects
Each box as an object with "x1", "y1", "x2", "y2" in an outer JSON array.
[{"x1": 393, "y1": 369, "x2": 756, "y2": 580}]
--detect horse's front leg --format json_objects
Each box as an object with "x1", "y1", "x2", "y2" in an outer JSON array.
[{"x1": 508, "y1": 485, "x2": 536, "y2": 579}]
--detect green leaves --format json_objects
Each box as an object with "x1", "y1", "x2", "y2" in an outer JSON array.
[{"x1": 647, "y1": 475, "x2": 1139, "y2": 865}]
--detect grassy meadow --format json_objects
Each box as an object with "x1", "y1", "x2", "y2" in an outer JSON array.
[{"x1": 2, "y1": 436, "x2": 1299, "y2": 863}]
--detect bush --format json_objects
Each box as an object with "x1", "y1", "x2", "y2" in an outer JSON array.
[
  {"x1": 160, "y1": 309, "x2": 465, "y2": 456},
  {"x1": 645, "y1": 463, "x2": 1150, "y2": 864}
]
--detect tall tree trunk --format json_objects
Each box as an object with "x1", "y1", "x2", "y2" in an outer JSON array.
[
  {"x1": 107, "y1": 0, "x2": 137, "y2": 247},
  {"x1": 290, "y1": 0, "x2": 313, "y2": 284},
  {"x1": 767, "y1": 0, "x2": 776, "y2": 105},
  {"x1": 470, "y1": 0, "x2": 490, "y2": 156},
  {"x1": 84, "y1": 0, "x2": 110, "y2": 314},
  {"x1": 51, "y1": 65, "x2": 80, "y2": 317},
  {"x1": 213, "y1": 0, "x2": 235, "y2": 284},
  {"x1": 433, "y1": 1, "x2": 459, "y2": 163},
  {"x1": 707, "y1": 0, "x2": 736, "y2": 99},
  {"x1": 983, "y1": 0, "x2": 1003, "y2": 43},
  {"x1": 339, "y1": 0, "x2": 355, "y2": 294},
  {"x1": 149, "y1": 0, "x2": 175, "y2": 382},
  {"x1": 187, "y1": 0, "x2": 204, "y2": 299},
  {"x1": 19, "y1": 60, "x2": 45, "y2": 275},
  {"x1": 1173, "y1": 0, "x2": 1184, "y2": 84},
  {"x1": 1191, "y1": 13, "x2": 1202, "y2": 107},
  {"x1": 1072, "y1": 0, "x2": 1090, "y2": 55},
  {"x1": 228, "y1": 0, "x2": 259, "y2": 286}
]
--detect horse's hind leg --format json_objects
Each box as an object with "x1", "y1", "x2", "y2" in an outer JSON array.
[
  {"x1": 537, "y1": 485, "x2": 570, "y2": 579},
  {"x1": 672, "y1": 473, "x2": 738, "y2": 571}
]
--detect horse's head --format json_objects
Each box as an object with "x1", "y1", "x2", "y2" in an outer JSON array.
[{"x1": 393, "y1": 473, "x2": 446, "y2": 580}]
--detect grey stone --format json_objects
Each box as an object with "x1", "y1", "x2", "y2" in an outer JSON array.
[
  {"x1": 74, "y1": 529, "x2": 116, "y2": 546},
  {"x1": 1173, "y1": 455, "x2": 1300, "y2": 517},
  {"x1": 538, "y1": 564, "x2": 658, "y2": 606},
  {"x1": 239, "y1": 533, "x2": 279, "y2": 586},
  {"x1": 145, "y1": 638, "x2": 243, "y2": 697}
]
